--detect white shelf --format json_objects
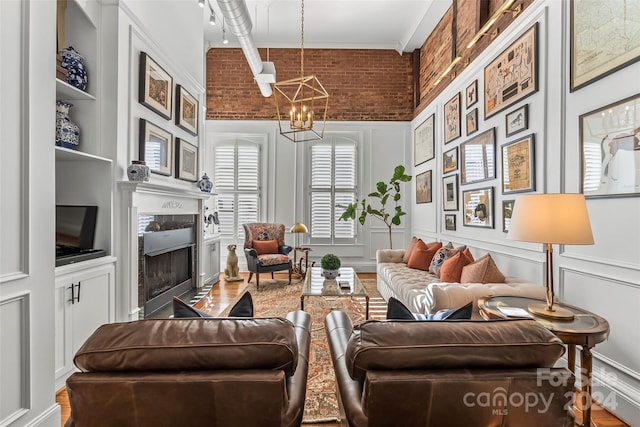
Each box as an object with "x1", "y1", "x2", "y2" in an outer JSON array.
[
  {"x1": 56, "y1": 79, "x2": 95, "y2": 101},
  {"x1": 55, "y1": 146, "x2": 111, "y2": 163}
]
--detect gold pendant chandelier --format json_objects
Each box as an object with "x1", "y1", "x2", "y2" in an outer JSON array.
[{"x1": 273, "y1": 0, "x2": 329, "y2": 142}]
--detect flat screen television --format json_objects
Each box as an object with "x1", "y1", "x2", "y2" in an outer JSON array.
[{"x1": 56, "y1": 205, "x2": 98, "y2": 250}]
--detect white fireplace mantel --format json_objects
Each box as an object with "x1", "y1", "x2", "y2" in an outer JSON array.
[{"x1": 116, "y1": 181, "x2": 213, "y2": 320}]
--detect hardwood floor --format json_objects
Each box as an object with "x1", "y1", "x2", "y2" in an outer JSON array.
[{"x1": 56, "y1": 272, "x2": 630, "y2": 427}]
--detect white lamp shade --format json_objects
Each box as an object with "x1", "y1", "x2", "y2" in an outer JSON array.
[{"x1": 507, "y1": 194, "x2": 594, "y2": 245}]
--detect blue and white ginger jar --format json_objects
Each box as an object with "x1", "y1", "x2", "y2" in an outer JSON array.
[
  {"x1": 198, "y1": 173, "x2": 213, "y2": 192},
  {"x1": 60, "y1": 46, "x2": 88, "y2": 91},
  {"x1": 55, "y1": 101, "x2": 80, "y2": 149}
]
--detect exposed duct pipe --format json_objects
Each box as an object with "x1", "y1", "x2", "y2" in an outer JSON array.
[{"x1": 216, "y1": 0, "x2": 275, "y2": 97}]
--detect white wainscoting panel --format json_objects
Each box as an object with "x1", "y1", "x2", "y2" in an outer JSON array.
[
  {"x1": 562, "y1": 268, "x2": 640, "y2": 375},
  {"x1": 0, "y1": 293, "x2": 30, "y2": 425}
]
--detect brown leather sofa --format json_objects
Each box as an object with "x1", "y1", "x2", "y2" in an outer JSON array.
[
  {"x1": 65, "y1": 310, "x2": 311, "y2": 427},
  {"x1": 325, "y1": 311, "x2": 575, "y2": 427}
]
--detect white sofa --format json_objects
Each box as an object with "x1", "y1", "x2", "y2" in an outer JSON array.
[{"x1": 376, "y1": 248, "x2": 547, "y2": 318}]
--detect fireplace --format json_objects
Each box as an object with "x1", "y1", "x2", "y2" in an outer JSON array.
[{"x1": 138, "y1": 214, "x2": 196, "y2": 318}]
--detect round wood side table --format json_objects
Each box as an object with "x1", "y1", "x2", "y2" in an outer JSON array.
[{"x1": 479, "y1": 295, "x2": 610, "y2": 427}]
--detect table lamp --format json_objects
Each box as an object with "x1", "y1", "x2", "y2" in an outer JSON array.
[
  {"x1": 507, "y1": 194, "x2": 594, "y2": 320},
  {"x1": 290, "y1": 222, "x2": 308, "y2": 275}
]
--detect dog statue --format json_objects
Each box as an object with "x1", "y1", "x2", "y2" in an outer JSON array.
[{"x1": 224, "y1": 244, "x2": 243, "y2": 282}]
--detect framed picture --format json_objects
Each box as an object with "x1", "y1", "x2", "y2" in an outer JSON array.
[
  {"x1": 445, "y1": 214, "x2": 456, "y2": 231},
  {"x1": 442, "y1": 174, "x2": 459, "y2": 211},
  {"x1": 176, "y1": 85, "x2": 199, "y2": 136},
  {"x1": 484, "y1": 23, "x2": 538, "y2": 119},
  {"x1": 466, "y1": 108, "x2": 478, "y2": 135},
  {"x1": 443, "y1": 147, "x2": 458, "y2": 174},
  {"x1": 466, "y1": 80, "x2": 478, "y2": 108},
  {"x1": 175, "y1": 138, "x2": 198, "y2": 182},
  {"x1": 139, "y1": 52, "x2": 173, "y2": 120},
  {"x1": 502, "y1": 200, "x2": 515, "y2": 233},
  {"x1": 444, "y1": 93, "x2": 461, "y2": 144},
  {"x1": 580, "y1": 94, "x2": 640, "y2": 198},
  {"x1": 139, "y1": 118, "x2": 173, "y2": 176},
  {"x1": 415, "y1": 170, "x2": 432, "y2": 204},
  {"x1": 505, "y1": 104, "x2": 529, "y2": 137},
  {"x1": 460, "y1": 127, "x2": 496, "y2": 185},
  {"x1": 463, "y1": 187, "x2": 494, "y2": 228},
  {"x1": 414, "y1": 114, "x2": 435, "y2": 166},
  {"x1": 502, "y1": 134, "x2": 535, "y2": 194},
  {"x1": 570, "y1": 0, "x2": 640, "y2": 91}
]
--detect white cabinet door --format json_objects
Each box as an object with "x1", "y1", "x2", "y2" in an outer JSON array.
[
  {"x1": 70, "y1": 265, "x2": 114, "y2": 355},
  {"x1": 54, "y1": 261, "x2": 115, "y2": 389},
  {"x1": 202, "y1": 237, "x2": 221, "y2": 285}
]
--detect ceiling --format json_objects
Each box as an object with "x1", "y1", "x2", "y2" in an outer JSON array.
[{"x1": 203, "y1": 0, "x2": 451, "y2": 53}]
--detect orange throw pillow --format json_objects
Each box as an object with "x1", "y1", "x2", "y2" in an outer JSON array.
[
  {"x1": 402, "y1": 236, "x2": 421, "y2": 263},
  {"x1": 463, "y1": 247, "x2": 474, "y2": 262},
  {"x1": 460, "y1": 253, "x2": 506, "y2": 283},
  {"x1": 439, "y1": 251, "x2": 474, "y2": 282},
  {"x1": 407, "y1": 241, "x2": 442, "y2": 271},
  {"x1": 252, "y1": 239, "x2": 279, "y2": 255}
]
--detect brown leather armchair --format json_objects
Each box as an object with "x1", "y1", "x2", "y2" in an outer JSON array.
[
  {"x1": 325, "y1": 311, "x2": 575, "y2": 427},
  {"x1": 65, "y1": 310, "x2": 311, "y2": 427}
]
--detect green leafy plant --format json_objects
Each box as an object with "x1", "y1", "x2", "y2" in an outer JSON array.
[
  {"x1": 339, "y1": 165, "x2": 412, "y2": 249},
  {"x1": 320, "y1": 253, "x2": 341, "y2": 270}
]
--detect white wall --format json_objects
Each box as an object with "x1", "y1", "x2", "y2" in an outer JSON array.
[
  {"x1": 0, "y1": 1, "x2": 60, "y2": 426},
  {"x1": 107, "y1": 1, "x2": 206, "y2": 321},
  {"x1": 409, "y1": 1, "x2": 640, "y2": 423},
  {"x1": 204, "y1": 120, "x2": 412, "y2": 271}
]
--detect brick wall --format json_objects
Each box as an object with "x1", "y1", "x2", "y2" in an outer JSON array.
[
  {"x1": 417, "y1": 0, "x2": 534, "y2": 114},
  {"x1": 206, "y1": 48, "x2": 414, "y2": 121},
  {"x1": 205, "y1": 0, "x2": 532, "y2": 121}
]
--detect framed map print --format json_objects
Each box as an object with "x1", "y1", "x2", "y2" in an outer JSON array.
[
  {"x1": 484, "y1": 24, "x2": 538, "y2": 119},
  {"x1": 444, "y1": 93, "x2": 461, "y2": 144},
  {"x1": 139, "y1": 52, "x2": 173, "y2": 120},
  {"x1": 571, "y1": 0, "x2": 640, "y2": 91},
  {"x1": 502, "y1": 134, "x2": 535, "y2": 194},
  {"x1": 414, "y1": 114, "x2": 435, "y2": 166},
  {"x1": 580, "y1": 94, "x2": 640, "y2": 198},
  {"x1": 176, "y1": 85, "x2": 199, "y2": 136}
]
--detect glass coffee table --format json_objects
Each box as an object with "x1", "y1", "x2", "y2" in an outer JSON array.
[{"x1": 300, "y1": 267, "x2": 369, "y2": 319}]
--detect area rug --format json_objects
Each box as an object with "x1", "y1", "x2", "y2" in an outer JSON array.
[{"x1": 217, "y1": 277, "x2": 387, "y2": 424}]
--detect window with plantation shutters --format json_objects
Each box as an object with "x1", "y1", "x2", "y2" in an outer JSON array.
[
  {"x1": 214, "y1": 141, "x2": 260, "y2": 241},
  {"x1": 309, "y1": 136, "x2": 357, "y2": 243}
]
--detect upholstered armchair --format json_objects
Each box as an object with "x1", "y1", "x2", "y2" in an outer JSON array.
[{"x1": 243, "y1": 223, "x2": 293, "y2": 289}]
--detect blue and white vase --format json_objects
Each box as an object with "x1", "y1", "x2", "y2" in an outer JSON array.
[
  {"x1": 55, "y1": 101, "x2": 80, "y2": 149},
  {"x1": 198, "y1": 173, "x2": 213, "y2": 192},
  {"x1": 127, "y1": 160, "x2": 150, "y2": 182},
  {"x1": 60, "y1": 46, "x2": 88, "y2": 91}
]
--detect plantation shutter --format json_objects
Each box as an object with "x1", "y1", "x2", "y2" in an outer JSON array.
[
  {"x1": 214, "y1": 141, "x2": 260, "y2": 240},
  {"x1": 310, "y1": 138, "x2": 356, "y2": 241}
]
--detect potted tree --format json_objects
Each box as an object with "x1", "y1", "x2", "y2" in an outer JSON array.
[
  {"x1": 320, "y1": 253, "x2": 341, "y2": 279},
  {"x1": 339, "y1": 165, "x2": 412, "y2": 249}
]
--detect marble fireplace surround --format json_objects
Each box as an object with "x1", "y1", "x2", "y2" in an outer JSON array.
[{"x1": 118, "y1": 182, "x2": 210, "y2": 321}]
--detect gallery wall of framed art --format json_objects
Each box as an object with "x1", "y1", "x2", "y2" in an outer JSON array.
[
  {"x1": 404, "y1": 2, "x2": 640, "y2": 418},
  {"x1": 135, "y1": 50, "x2": 202, "y2": 187}
]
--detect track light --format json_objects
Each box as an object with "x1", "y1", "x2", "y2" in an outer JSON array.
[
  {"x1": 222, "y1": 28, "x2": 229, "y2": 44},
  {"x1": 198, "y1": 0, "x2": 205, "y2": 8},
  {"x1": 207, "y1": 0, "x2": 216, "y2": 25}
]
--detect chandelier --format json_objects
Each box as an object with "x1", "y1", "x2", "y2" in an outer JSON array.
[{"x1": 273, "y1": 0, "x2": 329, "y2": 142}]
